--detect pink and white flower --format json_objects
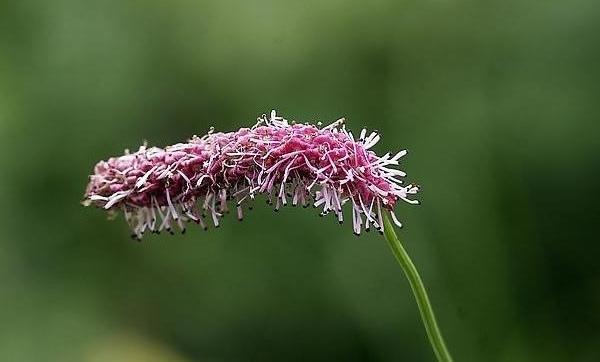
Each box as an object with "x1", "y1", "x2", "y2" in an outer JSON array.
[{"x1": 83, "y1": 111, "x2": 419, "y2": 239}]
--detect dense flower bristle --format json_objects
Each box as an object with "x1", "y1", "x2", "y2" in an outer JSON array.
[{"x1": 83, "y1": 111, "x2": 419, "y2": 239}]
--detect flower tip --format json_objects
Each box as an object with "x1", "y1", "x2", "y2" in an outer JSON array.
[{"x1": 83, "y1": 111, "x2": 420, "y2": 239}]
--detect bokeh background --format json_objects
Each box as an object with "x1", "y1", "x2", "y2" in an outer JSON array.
[{"x1": 1, "y1": 0, "x2": 599, "y2": 361}]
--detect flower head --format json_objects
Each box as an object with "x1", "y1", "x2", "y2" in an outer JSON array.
[{"x1": 83, "y1": 111, "x2": 419, "y2": 239}]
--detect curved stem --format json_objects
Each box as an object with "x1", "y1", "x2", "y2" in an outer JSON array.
[{"x1": 382, "y1": 213, "x2": 454, "y2": 362}]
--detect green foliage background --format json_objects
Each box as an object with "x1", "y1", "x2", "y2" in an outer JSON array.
[{"x1": 1, "y1": 0, "x2": 599, "y2": 361}]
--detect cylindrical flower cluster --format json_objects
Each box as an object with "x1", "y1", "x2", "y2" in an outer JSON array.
[{"x1": 83, "y1": 111, "x2": 419, "y2": 239}]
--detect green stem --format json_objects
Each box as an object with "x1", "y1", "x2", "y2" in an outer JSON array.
[{"x1": 383, "y1": 213, "x2": 454, "y2": 362}]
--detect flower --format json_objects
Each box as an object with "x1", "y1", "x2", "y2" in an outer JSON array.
[{"x1": 83, "y1": 111, "x2": 419, "y2": 239}]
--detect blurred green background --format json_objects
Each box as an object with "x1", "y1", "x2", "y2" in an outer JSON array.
[{"x1": 1, "y1": 0, "x2": 599, "y2": 361}]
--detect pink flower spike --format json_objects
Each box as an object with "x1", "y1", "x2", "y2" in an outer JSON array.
[{"x1": 83, "y1": 110, "x2": 420, "y2": 240}]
